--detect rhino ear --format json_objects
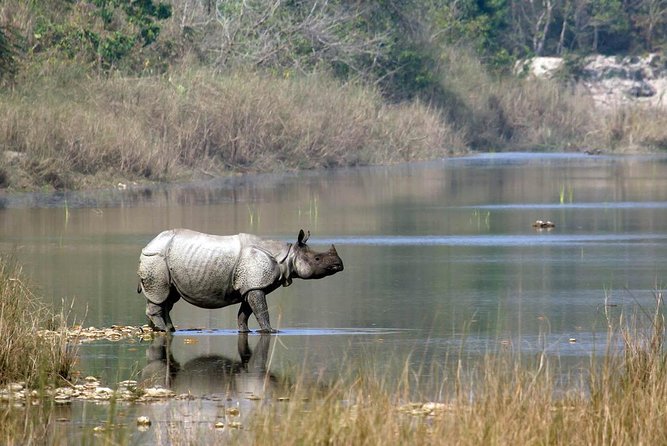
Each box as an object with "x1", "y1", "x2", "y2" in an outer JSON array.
[{"x1": 298, "y1": 229, "x2": 310, "y2": 245}]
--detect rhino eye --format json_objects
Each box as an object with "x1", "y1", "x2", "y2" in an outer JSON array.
[{"x1": 315, "y1": 256, "x2": 321, "y2": 262}]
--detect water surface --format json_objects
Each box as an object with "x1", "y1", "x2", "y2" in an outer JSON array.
[{"x1": 2, "y1": 152, "x2": 667, "y2": 441}]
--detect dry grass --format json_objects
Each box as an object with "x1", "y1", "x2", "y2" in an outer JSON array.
[
  {"x1": 0, "y1": 255, "x2": 75, "y2": 444},
  {"x1": 0, "y1": 67, "x2": 466, "y2": 191},
  {"x1": 2, "y1": 51, "x2": 667, "y2": 191},
  {"x1": 233, "y1": 294, "x2": 667, "y2": 445},
  {"x1": 0, "y1": 256, "x2": 73, "y2": 386},
  {"x1": 435, "y1": 47, "x2": 598, "y2": 151},
  {"x1": 596, "y1": 106, "x2": 667, "y2": 152}
]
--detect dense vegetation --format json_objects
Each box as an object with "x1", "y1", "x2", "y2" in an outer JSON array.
[{"x1": 0, "y1": 0, "x2": 666, "y2": 190}]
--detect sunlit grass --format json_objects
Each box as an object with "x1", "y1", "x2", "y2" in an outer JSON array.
[
  {"x1": 0, "y1": 256, "x2": 74, "y2": 386},
  {"x1": 0, "y1": 68, "x2": 466, "y2": 191},
  {"x1": 235, "y1": 293, "x2": 667, "y2": 445},
  {"x1": 0, "y1": 255, "x2": 76, "y2": 444}
]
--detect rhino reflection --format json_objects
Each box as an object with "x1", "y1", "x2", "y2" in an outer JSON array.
[{"x1": 140, "y1": 334, "x2": 281, "y2": 398}]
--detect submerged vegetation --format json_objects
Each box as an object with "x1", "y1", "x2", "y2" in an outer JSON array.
[{"x1": 0, "y1": 1, "x2": 666, "y2": 191}]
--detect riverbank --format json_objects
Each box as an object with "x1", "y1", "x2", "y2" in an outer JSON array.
[
  {"x1": 3, "y1": 1, "x2": 667, "y2": 193},
  {"x1": 2, "y1": 64, "x2": 665, "y2": 193},
  {"x1": 0, "y1": 68, "x2": 466, "y2": 192}
]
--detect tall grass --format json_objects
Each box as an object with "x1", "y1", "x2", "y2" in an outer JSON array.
[
  {"x1": 2, "y1": 52, "x2": 666, "y2": 191},
  {"x1": 0, "y1": 67, "x2": 466, "y2": 190},
  {"x1": 434, "y1": 47, "x2": 598, "y2": 151},
  {"x1": 0, "y1": 255, "x2": 73, "y2": 386},
  {"x1": 235, "y1": 294, "x2": 667, "y2": 445},
  {"x1": 0, "y1": 255, "x2": 74, "y2": 444},
  {"x1": 598, "y1": 106, "x2": 667, "y2": 152}
]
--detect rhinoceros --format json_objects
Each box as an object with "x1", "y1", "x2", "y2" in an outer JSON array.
[{"x1": 137, "y1": 229, "x2": 343, "y2": 333}]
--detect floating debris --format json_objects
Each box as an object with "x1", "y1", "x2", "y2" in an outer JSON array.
[
  {"x1": 532, "y1": 220, "x2": 556, "y2": 229},
  {"x1": 136, "y1": 416, "x2": 151, "y2": 427},
  {"x1": 225, "y1": 407, "x2": 240, "y2": 416}
]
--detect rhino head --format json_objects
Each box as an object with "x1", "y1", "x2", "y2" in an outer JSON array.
[{"x1": 290, "y1": 229, "x2": 343, "y2": 280}]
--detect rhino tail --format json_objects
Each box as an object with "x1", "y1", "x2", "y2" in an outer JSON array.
[{"x1": 137, "y1": 280, "x2": 143, "y2": 294}]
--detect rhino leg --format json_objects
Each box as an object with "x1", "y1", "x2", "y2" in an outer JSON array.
[
  {"x1": 237, "y1": 301, "x2": 253, "y2": 333},
  {"x1": 146, "y1": 293, "x2": 178, "y2": 332},
  {"x1": 243, "y1": 290, "x2": 277, "y2": 333}
]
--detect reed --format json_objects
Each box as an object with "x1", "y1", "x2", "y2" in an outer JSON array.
[
  {"x1": 0, "y1": 256, "x2": 73, "y2": 386},
  {"x1": 0, "y1": 255, "x2": 75, "y2": 444}
]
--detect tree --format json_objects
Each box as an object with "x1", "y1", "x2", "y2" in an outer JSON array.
[
  {"x1": 630, "y1": 0, "x2": 667, "y2": 50},
  {"x1": 508, "y1": 0, "x2": 558, "y2": 56}
]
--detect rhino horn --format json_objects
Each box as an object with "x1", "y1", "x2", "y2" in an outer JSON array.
[{"x1": 298, "y1": 229, "x2": 310, "y2": 245}]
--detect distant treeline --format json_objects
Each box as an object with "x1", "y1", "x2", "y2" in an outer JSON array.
[
  {"x1": 0, "y1": 1, "x2": 665, "y2": 191},
  {"x1": 2, "y1": 1, "x2": 665, "y2": 96}
]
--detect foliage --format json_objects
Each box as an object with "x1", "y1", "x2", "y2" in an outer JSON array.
[
  {"x1": 0, "y1": 0, "x2": 666, "y2": 190},
  {"x1": 26, "y1": 0, "x2": 171, "y2": 71},
  {"x1": 3, "y1": 0, "x2": 667, "y2": 86},
  {"x1": 0, "y1": 27, "x2": 17, "y2": 81}
]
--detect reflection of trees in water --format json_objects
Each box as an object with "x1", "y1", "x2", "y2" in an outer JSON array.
[{"x1": 140, "y1": 333, "x2": 281, "y2": 398}]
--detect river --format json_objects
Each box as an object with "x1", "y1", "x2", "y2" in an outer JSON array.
[{"x1": 1, "y1": 152, "x2": 666, "y2": 442}]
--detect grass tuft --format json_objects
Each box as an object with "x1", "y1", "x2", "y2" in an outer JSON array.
[
  {"x1": 0, "y1": 255, "x2": 74, "y2": 387},
  {"x1": 0, "y1": 255, "x2": 76, "y2": 444}
]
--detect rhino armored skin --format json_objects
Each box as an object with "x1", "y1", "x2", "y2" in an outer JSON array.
[{"x1": 137, "y1": 229, "x2": 343, "y2": 332}]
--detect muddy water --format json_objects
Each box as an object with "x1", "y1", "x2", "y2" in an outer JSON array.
[{"x1": 2, "y1": 152, "x2": 667, "y2": 441}]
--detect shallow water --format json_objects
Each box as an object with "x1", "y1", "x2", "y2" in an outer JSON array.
[{"x1": 2, "y1": 152, "x2": 667, "y2": 441}]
